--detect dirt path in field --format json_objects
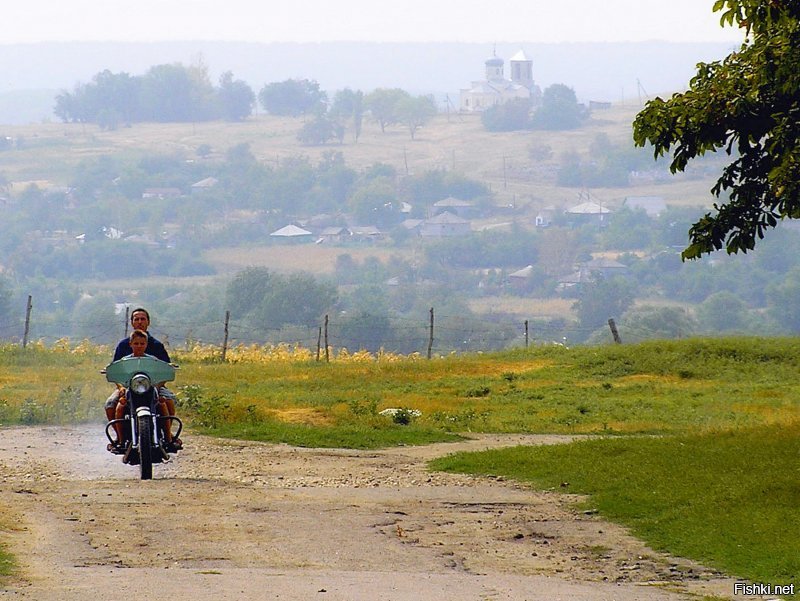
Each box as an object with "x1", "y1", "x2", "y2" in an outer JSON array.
[{"x1": 0, "y1": 426, "x2": 767, "y2": 600}]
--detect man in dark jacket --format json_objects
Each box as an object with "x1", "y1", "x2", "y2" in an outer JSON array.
[{"x1": 111, "y1": 307, "x2": 170, "y2": 362}]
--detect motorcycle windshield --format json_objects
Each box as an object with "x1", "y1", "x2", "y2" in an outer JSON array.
[{"x1": 105, "y1": 356, "x2": 176, "y2": 386}]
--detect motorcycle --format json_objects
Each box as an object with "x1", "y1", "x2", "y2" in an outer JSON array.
[{"x1": 102, "y1": 355, "x2": 183, "y2": 480}]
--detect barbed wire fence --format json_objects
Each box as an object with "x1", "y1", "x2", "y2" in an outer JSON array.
[{"x1": 0, "y1": 296, "x2": 631, "y2": 359}]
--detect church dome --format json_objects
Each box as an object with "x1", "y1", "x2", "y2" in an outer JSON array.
[{"x1": 485, "y1": 56, "x2": 504, "y2": 67}]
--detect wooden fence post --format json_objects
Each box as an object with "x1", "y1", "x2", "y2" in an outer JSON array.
[
  {"x1": 316, "y1": 326, "x2": 322, "y2": 362},
  {"x1": 427, "y1": 307, "x2": 434, "y2": 359},
  {"x1": 324, "y1": 315, "x2": 329, "y2": 363},
  {"x1": 124, "y1": 306, "x2": 130, "y2": 338},
  {"x1": 221, "y1": 310, "x2": 230, "y2": 361},
  {"x1": 22, "y1": 295, "x2": 32, "y2": 348},
  {"x1": 524, "y1": 320, "x2": 529, "y2": 348},
  {"x1": 608, "y1": 318, "x2": 622, "y2": 344}
]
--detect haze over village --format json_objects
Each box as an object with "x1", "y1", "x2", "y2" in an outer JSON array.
[{"x1": 3, "y1": 1, "x2": 795, "y2": 353}]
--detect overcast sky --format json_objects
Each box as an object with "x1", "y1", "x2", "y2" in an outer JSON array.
[{"x1": 6, "y1": 0, "x2": 743, "y2": 45}]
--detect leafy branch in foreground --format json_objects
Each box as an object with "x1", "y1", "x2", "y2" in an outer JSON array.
[{"x1": 633, "y1": 0, "x2": 800, "y2": 260}]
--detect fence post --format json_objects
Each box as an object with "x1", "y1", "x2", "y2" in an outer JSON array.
[
  {"x1": 324, "y1": 315, "x2": 329, "y2": 363},
  {"x1": 608, "y1": 318, "x2": 622, "y2": 344},
  {"x1": 221, "y1": 310, "x2": 230, "y2": 361},
  {"x1": 427, "y1": 307, "x2": 434, "y2": 359},
  {"x1": 124, "y1": 305, "x2": 130, "y2": 338},
  {"x1": 524, "y1": 320, "x2": 529, "y2": 348},
  {"x1": 22, "y1": 295, "x2": 32, "y2": 348},
  {"x1": 316, "y1": 326, "x2": 322, "y2": 362}
]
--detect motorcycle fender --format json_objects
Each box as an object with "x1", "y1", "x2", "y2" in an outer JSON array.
[{"x1": 135, "y1": 407, "x2": 153, "y2": 419}]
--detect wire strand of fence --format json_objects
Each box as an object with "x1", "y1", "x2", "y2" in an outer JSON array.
[{"x1": 5, "y1": 296, "x2": 679, "y2": 356}]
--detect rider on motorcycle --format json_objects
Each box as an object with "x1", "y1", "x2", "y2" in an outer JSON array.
[{"x1": 105, "y1": 311, "x2": 181, "y2": 452}]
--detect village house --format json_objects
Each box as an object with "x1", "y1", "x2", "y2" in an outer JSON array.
[
  {"x1": 316, "y1": 226, "x2": 350, "y2": 244},
  {"x1": 190, "y1": 177, "x2": 219, "y2": 195},
  {"x1": 433, "y1": 197, "x2": 478, "y2": 219},
  {"x1": 508, "y1": 265, "x2": 536, "y2": 291},
  {"x1": 420, "y1": 211, "x2": 472, "y2": 237},
  {"x1": 565, "y1": 200, "x2": 612, "y2": 225},
  {"x1": 349, "y1": 225, "x2": 385, "y2": 244},
  {"x1": 270, "y1": 224, "x2": 313, "y2": 241},
  {"x1": 535, "y1": 206, "x2": 557, "y2": 227}
]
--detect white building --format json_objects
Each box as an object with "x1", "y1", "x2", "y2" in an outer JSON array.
[{"x1": 460, "y1": 50, "x2": 541, "y2": 113}]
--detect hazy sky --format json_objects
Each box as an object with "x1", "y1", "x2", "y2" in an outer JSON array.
[{"x1": 7, "y1": 0, "x2": 742, "y2": 44}]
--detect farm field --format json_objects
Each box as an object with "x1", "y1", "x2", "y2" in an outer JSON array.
[{"x1": 204, "y1": 243, "x2": 412, "y2": 275}]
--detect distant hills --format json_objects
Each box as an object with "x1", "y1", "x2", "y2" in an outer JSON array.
[{"x1": 0, "y1": 40, "x2": 738, "y2": 125}]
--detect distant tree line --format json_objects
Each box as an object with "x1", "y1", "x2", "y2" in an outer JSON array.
[
  {"x1": 54, "y1": 65, "x2": 438, "y2": 141},
  {"x1": 55, "y1": 64, "x2": 255, "y2": 128}
]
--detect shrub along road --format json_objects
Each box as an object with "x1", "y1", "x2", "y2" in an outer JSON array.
[{"x1": 0, "y1": 426, "x2": 770, "y2": 600}]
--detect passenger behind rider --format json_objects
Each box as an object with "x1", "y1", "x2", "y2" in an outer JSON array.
[{"x1": 105, "y1": 308, "x2": 181, "y2": 452}]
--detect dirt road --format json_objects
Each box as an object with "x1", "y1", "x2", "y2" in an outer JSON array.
[{"x1": 0, "y1": 426, "x2": 762, "y2": 600}]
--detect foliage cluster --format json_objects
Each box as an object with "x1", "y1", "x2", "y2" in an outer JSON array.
[
  {"x1": 633, "y1": 0, "x2": 800, "y2": 258},
  {"x1": 557, "y1": 133, "x2": 660, "y2": 188},
  {"x1": 226, "y1": 267, "x2": 338, "y2": 329}
]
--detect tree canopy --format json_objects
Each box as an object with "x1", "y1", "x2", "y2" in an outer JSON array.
[
  {"x1": 258, "y1": 79, "x2": 327, "y2": 117},
  {"x1": 531, "y1": 84, "x2": 585, "y2": 130},
  {"x1": 633, "y1": 0, "x2": 800, "y2": 259}
]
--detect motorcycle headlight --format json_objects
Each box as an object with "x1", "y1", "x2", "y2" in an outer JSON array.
[{"x1": 130, "y1": 373, "x2": 151, "y2": 394}]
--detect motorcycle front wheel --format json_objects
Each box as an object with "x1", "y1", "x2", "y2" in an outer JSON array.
[{"x1": 138, "y1": 414, "x2": 153, "y2": 480}]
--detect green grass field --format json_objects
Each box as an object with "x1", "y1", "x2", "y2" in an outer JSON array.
[
  {"x1": 0, "y1": 336, "x2": 798, "y2": 593},
  {"x1": 430, "y1": 425, "x2": 799, "y2": 597}
]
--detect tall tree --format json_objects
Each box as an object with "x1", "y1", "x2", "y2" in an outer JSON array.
[
  {"x1": 365, "y1": 88, "x2": 410, "y2": 133},
  {"x1": 218, "y1": 71, "x2": 255, "y2": 121},
  {"x1": 531, "y1": 84, "x2": 585, "y2": 130},
  {"x1": 139, "y1": 64, "x2": 198, "y2": 122},
  {"x1": 573, "y1": 275, "x2": 635, "y2": 334},
  {"x1": 397, "y1": 94, "x2": 437, "y2": 140},
  {"x1": 633, "y1": 0, "x2": 800, "y2": 259},
  {"x1": 332, "y1": 88, "x2": 365, "y2": 141}
]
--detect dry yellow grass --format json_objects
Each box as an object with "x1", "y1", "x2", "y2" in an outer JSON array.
[
  {"x1": 270, "y1": 407, "x2": 333, "y2": 426},
  {"x1": 467, "y1": 296, "x2": 575, "y2": 319},
  {"x1": 204, "y1": 244, "x2": 411, "y2": 275}
]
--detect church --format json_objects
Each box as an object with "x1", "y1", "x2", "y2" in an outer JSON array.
[{"x1": 459, "y1": 50, "x2": 541, "y2": 113}]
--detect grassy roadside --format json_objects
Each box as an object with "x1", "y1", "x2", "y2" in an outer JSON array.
[
  {"x1": 430, "y1": 424, "x2": 800, "y2": 598},
  {"x1": 1, "y1": 336, "x2": 799, "y2": 442}
]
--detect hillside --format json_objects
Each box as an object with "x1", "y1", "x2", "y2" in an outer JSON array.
[
  {"x1": 1, "y1": 97, "x2": 760, "y2": 347},
  {"x1": 4, "y1": 103, "x2": 716, "y2": 215}
]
